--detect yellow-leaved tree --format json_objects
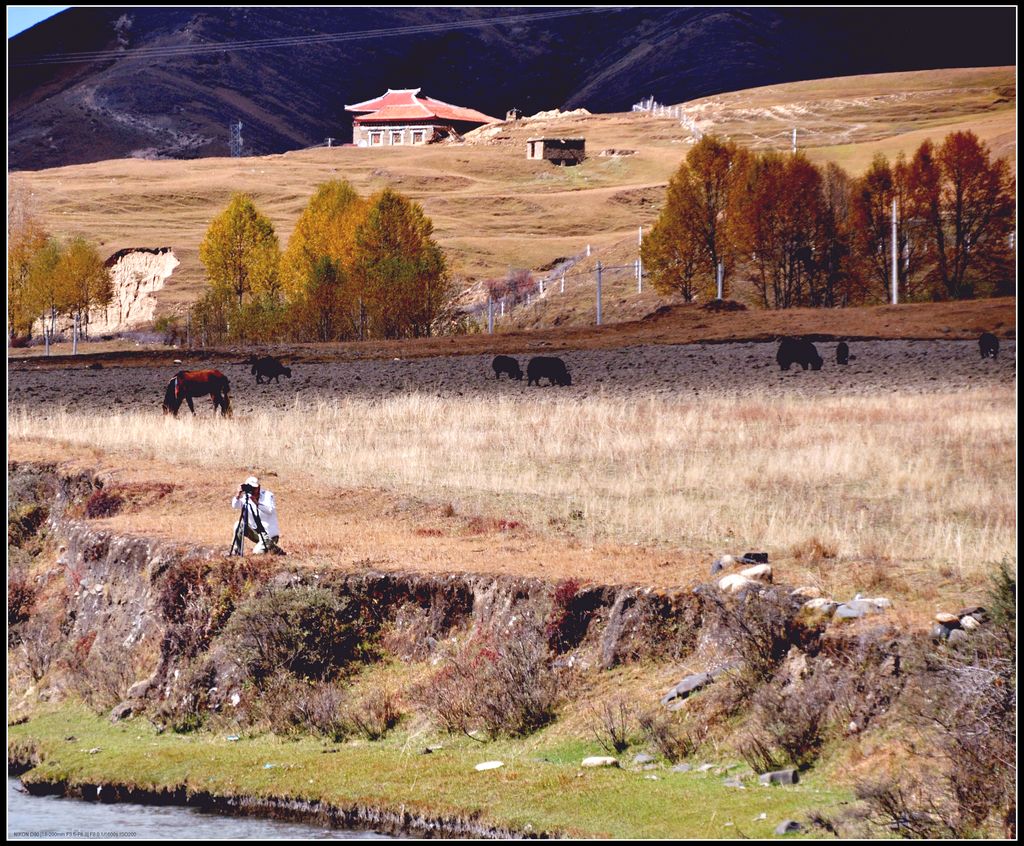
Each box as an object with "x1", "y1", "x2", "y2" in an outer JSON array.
[
  {"x1": 352, "y1": 189, "x2": 449, "y2": 339},
  {"x1": 280, "y1": 180, "x2": 367, "y2": 340},
  {"x1": 24, "y1": 238, "x2": 69, "y2": 338},
  {"x1": 7, "y1": 190, "x2": 50, "y2": 340},
  {"x1": 55, "y1": 236, "x2": 114, "y2": 338},
  {"x1": 198, "y1": 193, "x2": 281, "y2": 341}
]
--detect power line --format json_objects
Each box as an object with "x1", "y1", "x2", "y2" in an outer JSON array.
[{"x1": 11, "y1": 8, "x2": 629, "y2": 67}]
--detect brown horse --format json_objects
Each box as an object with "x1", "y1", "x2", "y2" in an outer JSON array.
[{"x1": 162, "y1": 369, "x2": 232, "y2": 417}]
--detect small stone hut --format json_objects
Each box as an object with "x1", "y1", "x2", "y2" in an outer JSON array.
[{"x1": 526, "y1": 137, "x2": 586, "y2": 165}]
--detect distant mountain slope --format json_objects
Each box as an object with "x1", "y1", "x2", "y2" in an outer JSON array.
[{"x1": 8, "y1": 6, "x2": 1015, "y2": 171}]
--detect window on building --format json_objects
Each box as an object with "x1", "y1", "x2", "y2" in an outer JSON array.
[{"x1": 390, "y1": 130, "x2": 403, "y2": 145}]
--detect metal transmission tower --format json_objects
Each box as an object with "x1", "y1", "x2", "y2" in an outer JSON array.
[{"x1": 229, "y1": 120, "x2": 244, "y2": 157}]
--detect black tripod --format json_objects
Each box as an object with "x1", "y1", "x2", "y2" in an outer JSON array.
[{"x1": 230, "y1": 491, "x2": 282, "y2": 556}]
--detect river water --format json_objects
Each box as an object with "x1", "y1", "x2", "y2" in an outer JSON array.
[{"x1": 8, "y1": 778, "x2": 393, "y2": 840}]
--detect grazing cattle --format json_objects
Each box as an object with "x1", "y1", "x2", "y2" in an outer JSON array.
[
  {"x1": 979, "y1": 332, "x2": 999, "y2": 360},
  {"x1": 527, "y1": 356, "x2": 572, "y2": 387},
  {"x1": 250, "y1": 356, "x2": 292, "y2": 384},
  {"x1": 162, "y1": 370, "x2": 231, "y2": 417},
  {"x1": 776, "y1": 337, "x2": 823, "y2": 371},
  {"x1": 836, "y1": 342, "x2": 855, "y2": 365},
  {"x1": 491, "y1": 355, "x2": 523, "y2": 381}
]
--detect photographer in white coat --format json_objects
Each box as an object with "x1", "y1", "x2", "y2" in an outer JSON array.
[{"x1": 230, "y1": 475, "x2": 281, "y2": 554}]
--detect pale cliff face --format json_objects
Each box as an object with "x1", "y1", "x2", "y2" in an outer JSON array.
[{"x1": 91, "y1": 248, "x2": 179, "y2": 334}]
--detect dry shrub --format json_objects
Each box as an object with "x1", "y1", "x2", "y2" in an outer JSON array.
[
  {"x1": 8, "y1": 566, "x2": 36, "y2": 627},
  {"x1": 587, "y1": 695, "x2": 635, "y2": 755},
  {"x1": 85, "y1": 488, "x2": 123, "y2": 519},
  {"x1": 381, "y1": 594, "x2": 467, "y2": 661},
  {"x1": 243, "y1": 676, "x2": 402, "y2": 742},
  {"x1": 637, "y1": 708, "x2": 703, "y2": 763},
  {"x1": 66, "y1": 636, "x2": 143, "y2": 712},
  {"x1": 854, "y1": 561, "x2": 1015, "y2": 837},
  {"x1": 16, "y1": 615, "x2": 59, "y2": 682},
  {"x1": 464, "y1": 515, "x2": 524, "y2": 534},
  {"x1": 790, "y1": 536, "x2": 838, "y2": 562},
  {"x1": 855, "y1": 776, "x2": 950, "y2": 838},
  {"x1": 8, "y1": 503, "x2": 48, "y2": 548},
  {"x1": 82, "y1": 537, "x2": 110, "y2": 562},
  {"x1": 701, "y1": 298, "x2": 747, "y2": 312},
  {"x1": 285, "y1": 678, "x2": 350, "y2": 741},
  {"x1": 159, "y1": 660, "x2": 217, "y2": 733},
  {"x1": 344, "y1": 684, "x2": 403, "y2": 740},
  {"x1": 545, "y1": 578, "x2": 584, "y2": 653},
  {"x1": 850, "y1": 558, "x2": 910, "y2": 596},
  {"x1": 417, "y1": 620, "x2": 559, "y2": 739},
  {"x1": 737, "y1": 732, "x2": 781, "y2": 774},
  {"x1": 744, "y1": 634, "x2": 908, "y2": 771},
  {"x1": 703, "y1": 586, "x2": 805, "y2": 685},
  {"x1": 222, "y1": 586, "x2": 374, "y2": 686},
  {"x1": 749, "y1": 674, "x2": 833, "y2": 769}
]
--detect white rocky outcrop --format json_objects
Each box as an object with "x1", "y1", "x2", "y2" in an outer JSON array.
[{"x1": 91, "y1": 247, "x2": 179, "y2": 334}]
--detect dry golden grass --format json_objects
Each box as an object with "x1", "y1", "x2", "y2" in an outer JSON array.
[
  {"x1": 8, "y1": 67, "x2": 1014, "y2": 322},
  {"x1": 9, "y1": 387, "x2": 1015, "y2": 613}
]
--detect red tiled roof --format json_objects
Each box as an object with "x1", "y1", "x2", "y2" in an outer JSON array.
[
  {"x1": 346, "y1": 88, "x2": 423, "y2": 112},
  {"x1": 347, "y1": 88, "x2": 499, "y2": 125}
]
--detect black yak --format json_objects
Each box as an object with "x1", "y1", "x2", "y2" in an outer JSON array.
[
  {"x1": 527, "y1": 356, "x2": 572, "y2": 387},
  {"x1": 777, "y1": 337, "x2": 823, "y2": 371},
  {"x1": 979, "y1": 332, "x2": 1000, "y2": 360},
  {"x1": 491, "y1": 355, "x2": 523, "y2": 380},
  {"x1": 836, "y1": 342, "x2": 856, "y2": 365},
  {"x1": 251, "y1": 356, "x2": 292, "y2": 384}
]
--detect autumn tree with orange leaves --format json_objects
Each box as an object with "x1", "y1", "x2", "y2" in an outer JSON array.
[
  {"x1": 643, "y1": 136, "x2": 750, "y2": 301},
  {"x1": 906, "y1": 131, "x2": 1015, "y2": 300}
]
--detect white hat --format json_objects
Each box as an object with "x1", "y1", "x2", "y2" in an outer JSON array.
[{"x1": 245, "y1": 476, "x2": 259, "y2": 487}]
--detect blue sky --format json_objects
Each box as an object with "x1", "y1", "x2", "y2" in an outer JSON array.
[{"x1": 8, "y1": 6, "x2": 69, "y2": 38}]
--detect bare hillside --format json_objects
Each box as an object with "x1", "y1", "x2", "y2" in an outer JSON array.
[{"x1": 7, "y1": 67, "x2": 1015, "y2": 325}]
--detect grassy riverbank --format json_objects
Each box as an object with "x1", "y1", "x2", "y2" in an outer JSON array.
[{"x1": 9, "y1": 705, "x2": 851, "y2": 838}]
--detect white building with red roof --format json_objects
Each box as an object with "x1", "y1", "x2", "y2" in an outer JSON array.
[{"x1": 345, "y1": 88, "x2": 500, "y2": 147}]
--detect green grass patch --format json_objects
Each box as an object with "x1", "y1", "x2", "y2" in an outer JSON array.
[{"x1": 10, "y1": 704, "x2": 851, "y2": 838}]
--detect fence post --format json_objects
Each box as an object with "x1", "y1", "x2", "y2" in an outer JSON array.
[
  {"x1": 500, "y1": 298, "x2": 505, "y2": 317},
  {"x1": 72, "y1": 313, "x2": 79, "y2": 355},
  {"x1": 586, "y1": 244, "x2": 591, "y2": 257},
  {"x1": 596, "y1": 261, "x2": 603, "y2": 326},
  {"x1": 560, "y1": 274, "x2": 565, "y2": 294},
  {"x1": 44, "y1": 324, "x2": 50, "y2": 357},
  {"x1": 487, "y1": 294, "x2": 494, "y2": 334},
  {"x1": 717, "y1": 261, "x2": 724, "y2": 300}
]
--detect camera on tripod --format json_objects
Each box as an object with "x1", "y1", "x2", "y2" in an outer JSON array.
[{"x1": 240, "y1": 483, "x2": 257, "y2": 495}]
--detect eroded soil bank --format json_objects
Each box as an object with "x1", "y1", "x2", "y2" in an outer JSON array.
[{"x1": 8, "y1": 460, "x2": 1012, "y2": 838}]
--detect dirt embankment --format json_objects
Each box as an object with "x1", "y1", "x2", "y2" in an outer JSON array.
[{"x1": 8, "y1": 297, "x2": 1016, "y2": 369}]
